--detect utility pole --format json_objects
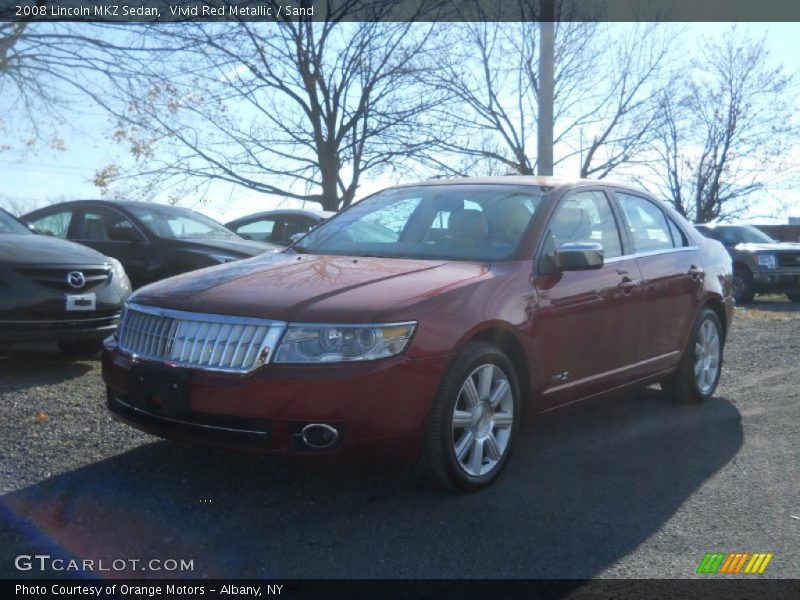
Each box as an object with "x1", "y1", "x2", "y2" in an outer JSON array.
[{"x1": 537, "y1": 2, "x2": 555, "y2": 176}]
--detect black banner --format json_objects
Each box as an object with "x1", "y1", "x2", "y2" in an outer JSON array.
[
  {"x1": 3, "y1": 579, "x2": 800, "y2": 600},
  {"x1": 2, "y1": 0, "x2": 800, "y2": 23}
]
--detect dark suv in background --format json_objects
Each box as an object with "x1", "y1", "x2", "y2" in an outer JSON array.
[
  {"x1": 0, "y1": 207, "x2": 131, "y2": 355},
  {"x1": 23, "y1": 200, "x2": 279, "y2": 288},
  {"x1": 695, "y1": 224, "x2": 800, "y2": 304}
]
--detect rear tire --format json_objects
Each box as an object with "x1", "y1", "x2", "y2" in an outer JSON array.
[
  {"x1": 661, "y1": 308, "x2": 723, "y2": 403},
  {"x1": 787, "y1": 292, "x2": 800, "y2": 303},
  {"x1": 57, "y1": 339, "x2": 104, "y2": 356},
  {"x1": 732, "y1": 267, "x2": 755, "y2": 304},
  {"x1": 422, "y1": 342, "x2": 520, "y2": 492}
]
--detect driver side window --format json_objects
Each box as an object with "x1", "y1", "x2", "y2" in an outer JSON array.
[
  {"x1": 547, "y1": 191, "x2": 623, "y2": 259},
  {"x1": 78, "y1": 208, "x2": 140, "y2": 242}
]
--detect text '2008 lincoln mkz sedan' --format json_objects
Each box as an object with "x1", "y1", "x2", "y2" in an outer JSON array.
[{"x1": 102, "y1": 177, "x2": 733, "y2": 491}]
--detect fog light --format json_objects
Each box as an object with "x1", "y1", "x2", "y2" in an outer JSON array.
[{"x1": 300, "y1": 424, "x2": 339, "y2": 449}]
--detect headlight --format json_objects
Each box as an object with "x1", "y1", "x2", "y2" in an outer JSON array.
[
  {"x1": 273, "y1": 322, "x2": 416, "y2": 363},
  {"x1": 106, "y1": 257, "x2": 131, "y2": 288},
  {"x1": 756, "y1": 254, "x2": 776, "y2": 269}
]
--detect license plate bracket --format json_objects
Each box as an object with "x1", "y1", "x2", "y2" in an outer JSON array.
[
  {"x1": 66, "y1": 293, "x2": 96, "y2": 312},
  {"x1": 129, "y1": 364, "x2": 191, "y2": 418}
]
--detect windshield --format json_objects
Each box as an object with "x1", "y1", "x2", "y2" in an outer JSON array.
[
  {"x1": 698, "y1": 225, "x2": 773, "y2": 245},
  {"x1": 293, "y1": 184, "x2": 548, "y2": 261},
  {"x1": 0, "y1": 208, "x2": 31, "y2": 235},
  {"x1": 128, "y1": 204, "x2": 241, "y2": 241}
]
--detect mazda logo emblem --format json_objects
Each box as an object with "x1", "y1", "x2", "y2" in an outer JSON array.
[{"x1": 66, "y1": 271, "x2": 86, "y2": 289}]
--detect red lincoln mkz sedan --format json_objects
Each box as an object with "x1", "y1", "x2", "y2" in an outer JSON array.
[{"x1": 102, "y1": 177, "x2": 733, "y2": 491}]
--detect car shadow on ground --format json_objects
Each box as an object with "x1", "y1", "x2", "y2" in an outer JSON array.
[
  {"x1": 0, "y1": 344, "x2": 95, "y2": 395},
  {"x1": 0, "y1": 388, "x2": 742, "y2": 579}
]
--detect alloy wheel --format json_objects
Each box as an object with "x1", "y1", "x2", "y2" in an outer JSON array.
[
  {"x1": 451, "y1": 363, "x2": 515, "y2": 477},
  {"x1": 694, "y1": 318, "x2": 721, "y2": 395}
]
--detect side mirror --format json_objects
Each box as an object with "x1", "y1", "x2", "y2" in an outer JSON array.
[
  {"x1": 107, "y1": 227, "x2": 142, "y2": 243},
  {"x1": 549, "y1": 242, "x2": 604, "y2": 271},
  {"x1": 24, "y1": 221, "x2": 39, "y2": 234},
  {"x1": 288, "y1": 232, "x2": 305, "y2": 244}
]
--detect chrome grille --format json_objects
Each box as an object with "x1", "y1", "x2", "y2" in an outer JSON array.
[
  {"x1": 16, "y1": 265, "x2": 111, "y2": 291},
  {"x1": 118, "y1": 303, "x2": 286, "y2": 373},
  {"x1": 778, "y1": 253, "x2": 800, "y2": 268}
]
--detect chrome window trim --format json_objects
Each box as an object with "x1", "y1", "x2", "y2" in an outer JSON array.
[
  {"x1": 604, "y1": 245, "x2": 699, "y2": 263},
  {"x1": 0, "y1": 315, "x2": 120, "y2": 325},
  {"x1": 119, "y1": 303, "x2": 287, "y2": 374}
]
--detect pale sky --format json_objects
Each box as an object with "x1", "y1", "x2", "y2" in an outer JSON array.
[{"x1": 1, "y1": 22, "x2": 799, "y2": 223}]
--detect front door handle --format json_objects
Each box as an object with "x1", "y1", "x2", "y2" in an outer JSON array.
[
  {"x1": 618, "y1": 276, "x2": 640, "y2": 294},
  {"x1": 688, "y1": 265, "x2": 704, "y2": 280}
]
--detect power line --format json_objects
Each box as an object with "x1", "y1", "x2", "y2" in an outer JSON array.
[{"x1": 0, "y1": 161, "x2": 96, "y2": 172}]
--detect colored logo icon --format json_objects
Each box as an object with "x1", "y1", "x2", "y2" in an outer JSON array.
[{"x1": 697, "y1": 552, "x2": 773, "y2": 574}]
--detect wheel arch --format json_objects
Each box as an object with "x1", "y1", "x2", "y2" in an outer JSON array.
[
  {"x1": 703, "y1": 296, "x2": 729, "y2": 341},
  {"x1": 466, "y1": 326, "x2": 532, "y2": 414}
]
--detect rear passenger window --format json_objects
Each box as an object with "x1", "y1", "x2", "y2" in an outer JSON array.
[
  {"x1": 617, "y1": 194, "x2": 674, "y2": 253},
  {"x1": 667, "y1": 217, "x2": 688, "y2": 247}
]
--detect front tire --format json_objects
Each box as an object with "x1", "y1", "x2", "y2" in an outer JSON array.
[
  {"x1": 661, "y1": 308, "x2": 723, "y2": 403},
  {"x1": 422, "y1": 342, "x2": 520, "y2": 492},
  {"x1": 57, "y1": 339, "x2": 104, "y2": 356}
]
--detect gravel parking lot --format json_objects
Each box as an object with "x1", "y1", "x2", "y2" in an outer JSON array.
[{"x1": 1, "y1": 298, "x2": 798, "y2": 579}]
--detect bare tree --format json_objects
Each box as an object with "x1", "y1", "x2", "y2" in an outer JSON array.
[
  {"x1": 0, "y1": 194, "x2": 44, "y2": 216},
  {"x1": 649, "y1": 27, "x2": 796, "y2": 223},
  {"x1": 421, "y1": 21, "x2": 545, "y2": 176},
  {"x1": 101, "y1": 5, "x2": 440, "y2": 211},
  {"x1": 0, "y1": 20, "x2": 160, "y2": 155},
  {"x1": 567, "y1": 23, "x2": 675, "y2": 179},
  {"x1": 424, "y1": 21, "x2": 675, "y2": 180},
  {"x1": 0, "y1": 20, "x2": 203, "y2": 215}
]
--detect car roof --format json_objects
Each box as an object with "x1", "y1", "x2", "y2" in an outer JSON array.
[
  {"x1": 22, "y1": 199, "x2": 220, "y2": 220},
  {"x1": 226, "y1": 208, "x2": 335, "y2": 224},
  {"x1": 389, "y1": 175, "x2": 651, "y2": 196},
  {"x1": 27, "y1": 199, "x2": 159, "y2": 209}
]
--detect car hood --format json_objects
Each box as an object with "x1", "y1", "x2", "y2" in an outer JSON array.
[
  {"x1": 131, "y1": 252, "x2": 492, "y2": 322},
  {"x1": 735, "y1": 242, "x2": 800, "y2": 252},
  {"x1": 178, "y1": 237, "x2": 280, "y2": 257},
  {"x1": 0, "y1": 233, "x2": 109, "y2": 265}
]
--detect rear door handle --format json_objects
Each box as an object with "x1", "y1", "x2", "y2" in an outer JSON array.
[
  {"x1": 618, "y1": 276, "x2": 639, "y2": 294},
  {"x1": 688, "y1": 265, "x2": 704, "y2": 280}
]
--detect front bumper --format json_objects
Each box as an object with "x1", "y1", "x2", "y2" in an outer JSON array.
[
  {"x1": 0, "y1": 313, "x2": 120, "y2": 343},
  {"x1": 752, "y1": 269, "x2": 800, "y2": 292},
  {"x1": 102, "y1": 341, "x2": 451, "y2": 462}
]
